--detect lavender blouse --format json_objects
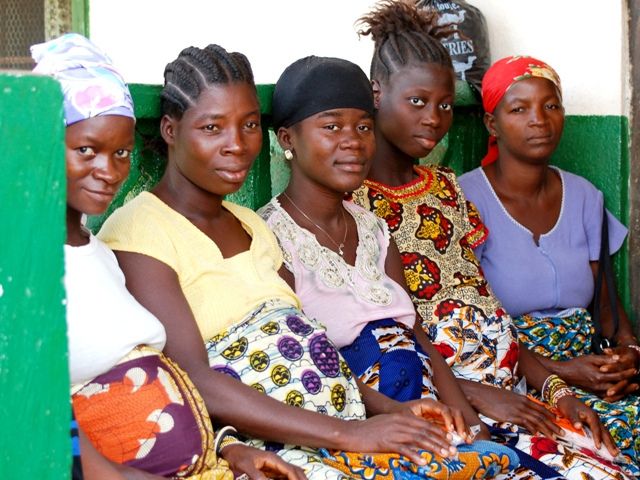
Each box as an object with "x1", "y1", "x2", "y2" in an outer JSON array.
[{"x1": 459, "y1": 167, "x2": 627, "y2": 318}]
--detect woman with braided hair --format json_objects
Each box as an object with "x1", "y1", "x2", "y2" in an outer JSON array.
[
  {"x1": 35, "y1": 33, "x2": 299, "y2": 480},
  {"x1": 99, "y1": 43, "x2": 518, "y2": 480}
]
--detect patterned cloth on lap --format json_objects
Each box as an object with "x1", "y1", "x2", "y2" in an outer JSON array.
[{"x1": 73, "y1": 346, "x2": 230, "y2": 480}]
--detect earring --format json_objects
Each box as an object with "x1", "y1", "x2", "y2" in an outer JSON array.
[{"x1": 284, "y1": 149, "x2": 294, "y2": 161}]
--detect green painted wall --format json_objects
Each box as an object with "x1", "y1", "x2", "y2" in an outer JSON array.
[
  {"x1": 554, "y1": 116, "x2": 630, "y2": 315},
  {"x1": 72, "y1": 0, "x2": 90, "y2": 36},
  {"x1": 88, "y1": 83, "x2": 632, "y2": 320},
  {"x1": 0, "y1": 73, "x2": 68, "y2": 477}
]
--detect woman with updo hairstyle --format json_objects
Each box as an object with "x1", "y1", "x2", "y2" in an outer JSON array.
[{"x1": 352, "y1": 1, "x2": 629, "y2": 478}]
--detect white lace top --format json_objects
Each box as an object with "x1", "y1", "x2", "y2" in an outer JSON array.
[{"x1": 259, "y1": 199, "x2": 416, "y2": 348}]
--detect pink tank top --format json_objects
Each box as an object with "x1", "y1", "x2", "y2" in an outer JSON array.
[{"x1": 259, "y1": 199, "x2": 416, "y2": 348}]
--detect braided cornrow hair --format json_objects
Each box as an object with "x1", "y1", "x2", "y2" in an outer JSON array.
[
  {"x1": 357, "y1": 0, "x2": 453, "y2": 83},
  {"x1": 161, "y1": 44, "x2": 255, "y2": 119}
]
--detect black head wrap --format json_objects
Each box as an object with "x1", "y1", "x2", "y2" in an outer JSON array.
[{"x1": 272, "y1": 56, "x2": 374, "y2": 131}]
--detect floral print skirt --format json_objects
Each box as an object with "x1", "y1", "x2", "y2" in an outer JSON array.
[
  {"x1": 427, "y1": 307, "x2": 632, "y2": 479},
  {"x1": 515, "y1": 308, "x2": 640, "y2": 476}
]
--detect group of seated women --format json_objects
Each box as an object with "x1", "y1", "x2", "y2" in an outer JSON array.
[{"x1": 34, "y1": 1, "x2": 640, "y2": 479}]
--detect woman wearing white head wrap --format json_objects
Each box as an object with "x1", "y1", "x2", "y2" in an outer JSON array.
[{"x1": 31, "y1": 33, "x2": 134, "y2": 125}]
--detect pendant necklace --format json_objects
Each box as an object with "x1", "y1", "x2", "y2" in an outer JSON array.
[{"x1": 282, "y1": 191, "x2": 348, "y2": 256}]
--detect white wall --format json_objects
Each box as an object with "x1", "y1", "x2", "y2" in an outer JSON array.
[
  {"x1": 90, "y1": 0, "x2": 628, "y2": 115},
  {"x1": 468, "y1": 0, "x2": 628, "y2": 116},
  {"x1": 89, "y1": 1, "x2": 378, "y2": 85}
]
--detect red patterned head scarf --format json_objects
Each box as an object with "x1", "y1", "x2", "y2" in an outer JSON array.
[{"x1": 480, "y1": 55, "x2": 561, "y2": 166}]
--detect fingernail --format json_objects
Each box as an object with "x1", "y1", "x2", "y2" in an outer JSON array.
[{"x1": 440, "y1": 447, "x2": 449, "y2": 456}]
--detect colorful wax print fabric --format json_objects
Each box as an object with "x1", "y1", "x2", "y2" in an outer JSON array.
[{"x1": 73, "y1": 346, "x2": 229, "y2": 480}]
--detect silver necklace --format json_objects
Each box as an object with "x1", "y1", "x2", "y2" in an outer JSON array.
[{"x1": 282, "y1": 191, "x2": 348, "y2": 257}]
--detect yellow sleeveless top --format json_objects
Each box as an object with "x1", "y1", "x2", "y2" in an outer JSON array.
[{"x1": 99, "y1": 192, "x2": 301, "y2": 341}]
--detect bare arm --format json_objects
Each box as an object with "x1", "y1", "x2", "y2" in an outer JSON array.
[
  {"x1": 452, "y1": 331, "x2": 580, "y2": 441},
  {"x1": 80, "y1": 425, "x2": 307, "y2": 480},
  {"x1": 115, "y1": 250, "x2": 348, "y2": 448},
  {"x1": 517, "y1": 342, "x2": 556, "y2": 391},
  {"x1": 355, "y1": 377, "x2": 398, "y2": 415},
  {"x1": 413, "y1": 325, "x2": 482, "y2": 432},
  {"x1": 115, "y1": 250, "x2": 458, "y2": 462},
  {"x1": 527, "y1": 263, "x2": 638, "y2": 398},
  {"x1": 383, "y1": 239, "x2": 481, "y2": 434}
]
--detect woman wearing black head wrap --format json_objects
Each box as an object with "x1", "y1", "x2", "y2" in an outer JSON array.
[
  {"x1": 259, "y1": 55, "x2": 522, "y2": 478},
  {"x1": 101, "y1": 45, "x2": 517, "y2": 480}
]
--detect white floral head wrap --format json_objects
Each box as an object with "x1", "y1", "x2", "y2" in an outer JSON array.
[{"x1": 31, "y1": 33, "x2": 134, "y2": 126}]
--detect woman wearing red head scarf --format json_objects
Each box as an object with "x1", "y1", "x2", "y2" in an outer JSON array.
[{"x1": 460, "y1": 55, "x2": 640, "y2": 474}]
